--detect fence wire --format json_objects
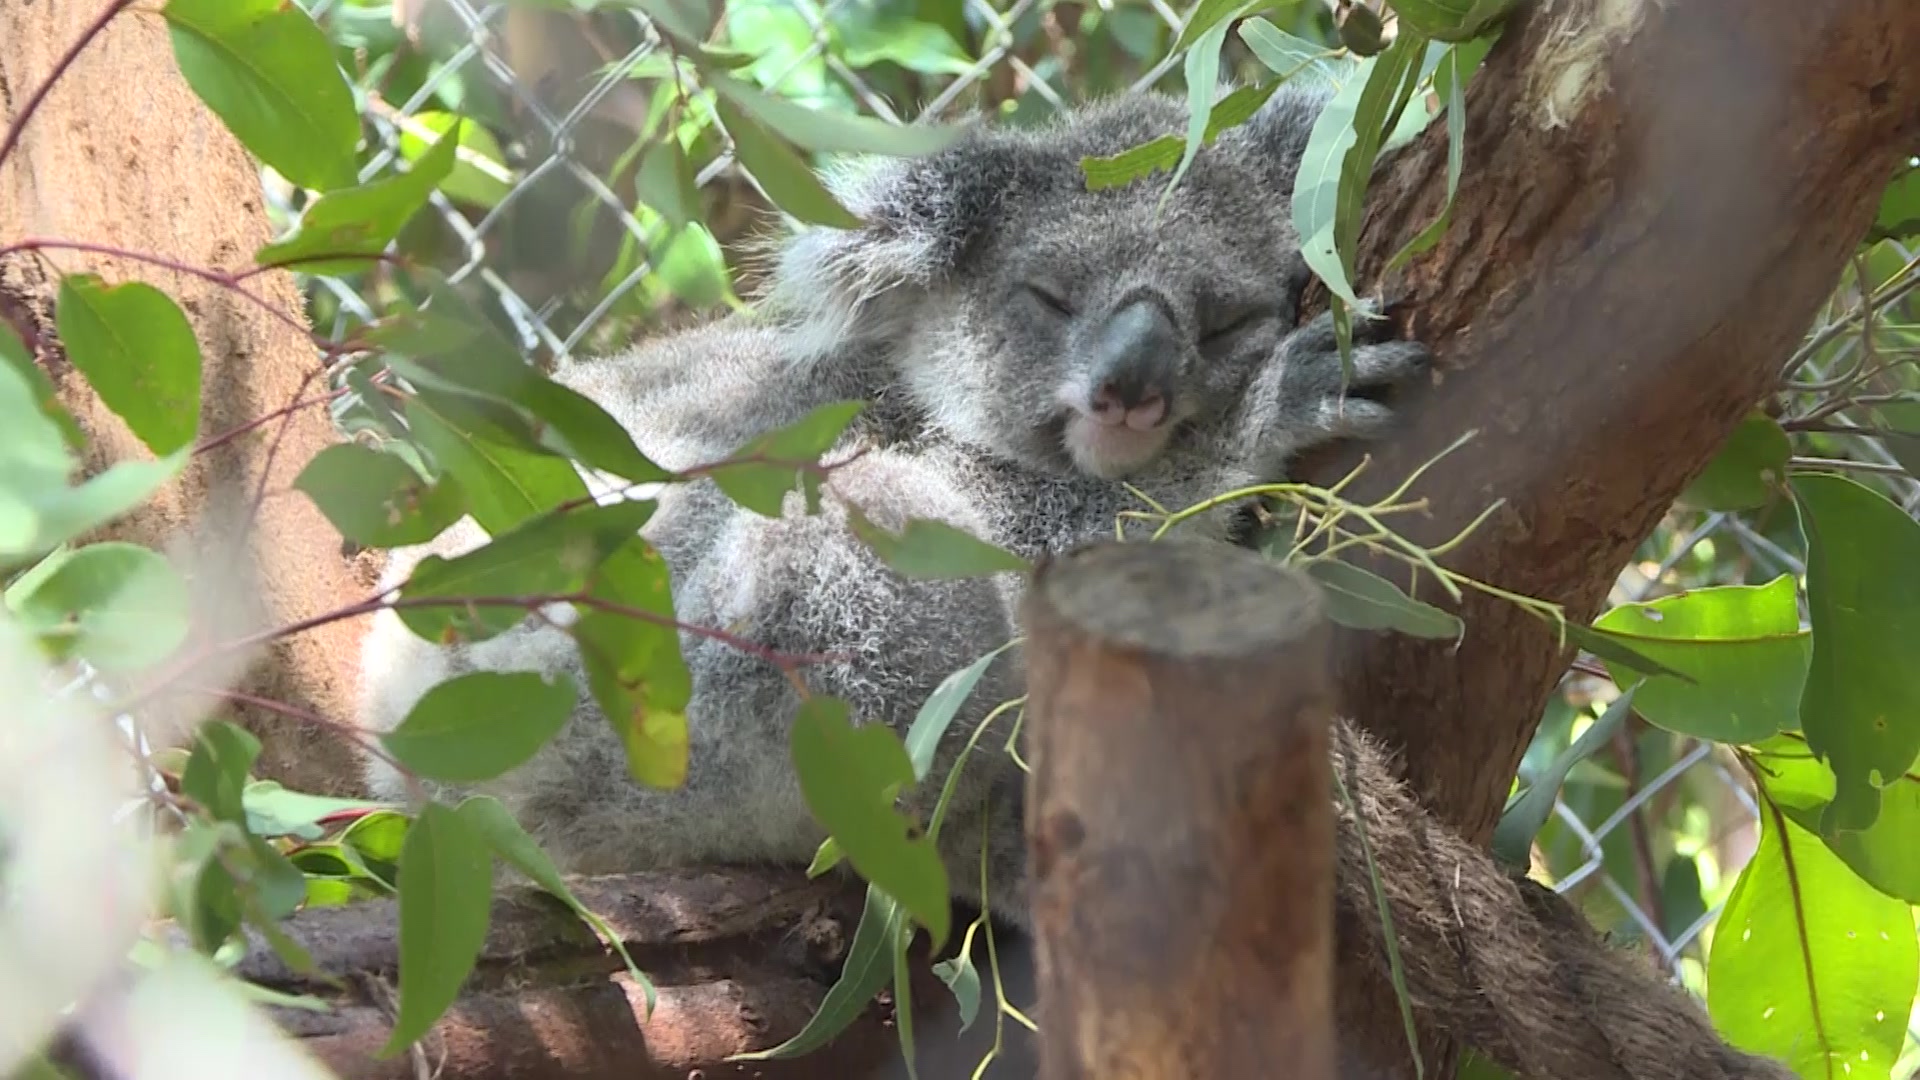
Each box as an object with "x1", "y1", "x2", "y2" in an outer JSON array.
[{"x1": 277, "y1": 0, "x2": 1920, "y2": 1068}]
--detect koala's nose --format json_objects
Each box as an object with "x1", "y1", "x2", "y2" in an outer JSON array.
[{"x1": 1088, "y1": 300, "x2": 1177, "y2": 430}]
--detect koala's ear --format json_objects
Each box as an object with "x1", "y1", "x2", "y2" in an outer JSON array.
[
  {"x1": 1231, "y1": 78, "x2": 1338, "y2": 193},
  {"x1": 764, "y1": 133, "x2": 1018, "y2": 347}
]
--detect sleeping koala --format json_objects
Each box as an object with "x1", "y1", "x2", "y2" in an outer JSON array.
[
  {"x1": 355, "y1": 81, "x2": 1794, "y2": 1080},
  {"x1": 356, "y1": 79, "x2": 1421, "y2": 921}
]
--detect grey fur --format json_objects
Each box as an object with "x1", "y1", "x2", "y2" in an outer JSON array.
[{"x1": 354, "y1": 79, "x2": 1425, "y2": 927}]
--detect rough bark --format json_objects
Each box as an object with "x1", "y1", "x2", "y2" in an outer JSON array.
[
  {"x1": 1283, "y1": 1, "x2": 1920, "y2": 1074},
  {"x1": 0, "y1": 0, "x2": 374, "y2": 796},
  {"x1": 1022, "y1": 539, "x2": 1336, "y2": 1080}
]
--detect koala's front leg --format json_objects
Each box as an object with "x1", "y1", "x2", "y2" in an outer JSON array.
[
  {"x1": 1230, "y1": 307, "x2": 1433, "y2": 478},
  {"x1": 707, "y1": 454, "x2": 1035, "y2": 926}
]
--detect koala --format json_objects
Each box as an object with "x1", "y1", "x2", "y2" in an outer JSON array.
[
  {"x1": 355, "y1": 82, "x2": 1795, "y2": 1080},
  {"x1": 357, "y1": 80, "x2": 1414, "y2": 921}
]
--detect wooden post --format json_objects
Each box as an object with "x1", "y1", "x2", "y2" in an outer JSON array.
[{"x1": 1022, "y1": 538, "x2": 1337, "y2": 1080}]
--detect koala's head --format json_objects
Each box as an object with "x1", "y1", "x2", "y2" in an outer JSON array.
[{"x1": 767, "y1": 81, "x2": 1331, "y2": 479}]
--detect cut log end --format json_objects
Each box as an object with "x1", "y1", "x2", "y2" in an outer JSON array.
[{"x1": 1033, "y1": 537, "x2": 1325, "y2": 661}]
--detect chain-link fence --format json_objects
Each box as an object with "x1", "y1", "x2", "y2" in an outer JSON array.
[{"x1": 277, "y1": 1, "x2": 1920, "y2": 1071}]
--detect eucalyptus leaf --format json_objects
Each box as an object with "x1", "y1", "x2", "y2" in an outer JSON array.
[
  {"x1": 790, "y1": 696, "x2": 951, "y2": 947},
  {"x1": 380, "y1": 671, "x2": 578, "y2": 783},
  {"x1": 1590, "y1": 576, "x2": 1808, "y2": 743},
  {"x1": 847, "y1": 510, "x2": 1031, "y2": 580},
  {"x1": 1302, "y1": 558, "x2": 1463, "y2": 640},
  {"x1": 255, "y1": 124, "x2": 461, "y2": 274},
  {"x1": 1491, "y1": 686, "x2": 1636, "y2": 870},
  {"x1": 7, "y1": 540, "x2": 191, "y2": 672},
  {"x1": 55, "y1": 275, "x2": 203, "y2": 457},
  {"x1": 380, "y1": 802, "x2": 494, "y2": 1057},
  {"x1": 295, "y1": 443, "x2": 467, "y2": 548},
  {"x1": 162, "y1": 0, "x2": 361, "y2": 191},
  {"x1": 1707, "y1": 801, "x2": 1917, "y2": 1079},
  {"x1": 574, "y1": 538, "x2": 693, "y2": 790},
  {"x1": 1792, "y1": 473, "x2": 1920, "y2": 833}
]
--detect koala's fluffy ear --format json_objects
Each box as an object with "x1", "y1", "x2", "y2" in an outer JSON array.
[{"x1": 764, "y1": 131, "x2": 1020, "y2": 350}]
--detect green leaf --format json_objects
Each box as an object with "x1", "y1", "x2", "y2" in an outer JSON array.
[
  {"x1": 1301, "y1": 558, "x2": 1463, "y2": 640},
  {"x1": 394, "y1": 499, "x2": 656, "y2": 643},
  {"x1": 932, "y1": 939, "x2": 982, "y2": 1033},
  {"x1": 380, "y1": 671, "x2": 577, "y2": 783},
  {"x1": 1172, "y1": 0, "x2": 1262, "y2": 55},
  {"x1": 1159, "y1": 18, "x2": 1235, "y2": 208},
  {"x1": 1389, "y1": 0, "x2": 1518, "y2": 42},
  {"x1": 713, "y1": 96, "x2": 862, "y2": 229},
  {"x1": 628, "y1": 0, "x2": 718, "y2": 45},
  {"x1": 1240, "y1": 18, "x2": 1339, "y2": 82},
  {"x1": 254, "y1": 123, "x2": 460, "y2": 274},
  {"x1": 1291, "y1": 54, "x2": 1377, "y2": 309},
  {"x1": 1385, "y1": 41, "x2": 1470, "y2": 271},
  {"x1": 243, "y1": 780, "x2": 394, "y2": 841},
  {"x1": 5, "y1": 451, "x2": 191, "y2": 564},
  {"x1": 162, "y1": 0, "x2": 361, "y2": 191},
  {"x1": 903, "y1": 644, "x2": 1013, "y2": 781},
  {"x1": 397, "y1": 111, "x2": 514, "y2": 210},
  {"x1": 789, "y1": 696, "x2": 951, "y2": 947},
  {"x1": 343, "y1": 810, "x2": 411, "y2": 887},
  {"x1": 381, "y1": 802, "x2": 494, "y2": 1057},
  {"x1": 1082, "y1": 135, "x2": 1185, "y2": 191},
  {"x1": 574, "y1": 538, "x2": 693, "y2": 789},
  {"x1": 55, "y1": 275, "x2": 203, "y2": 456},
  {"x1": 0, "y1": 321, "x2": 84, "y2": 451},
  {"x1": 708, "y1": 400, "x2": 865, "y2": 516},
  {"x1": 6, "y1": 540, "x2": 191, "y2": 673},
  {"x1": 1707, "y1": 801, "x2": 1917, "y2": 1080},
  {"x1": 635, "y1": 139, "x2": 702, "y2": 232},
  {"x1": 404, "y1": 395, "x2": 590, "y2": 534},
  {"x1": 1676, "y1": 413, "x2": 1791, "y2": 512},
  {"x1": 375, "y1": 294, "x2": 670, "y2": 486},
  {"x1": 1561, "y1": 622, "x2": 1694, "y2": 683},
  {"x1": 1792, "y1": 473, "x2": 1920, "y2": 833},
  {"x1": 1868, "y1": 163, "x2": 1920, "y2": 243},
  {"x1": 1491, "y1": 686, "x2": 1636, "y2": 870},
  {"x1": 456, "y1": 795, "x2": 657, "y2": 1016},
  {"x1": 181, "y1": 721, "x2": 264, "y2": 825},
  {"x1": 1079, "y1": 82, "x2": 1282, "y2": 192},
  {"x1": 847, "y1": 510, "x2": 1030, "y2": 580},
  {"x1": 807, "y1": 837, "x2": 845, "y2": 878},
  {"x1": 294, "y1": 443, "x2": 467, "y2": 549},
  {"x1": 730, "y1": 884, "x2": 908, "y2": 1062},
  {"x1": 838, "y1": 18, "x2": 976, "y2": 77},
  {"x1": 1753, "y1": 734, "x2": 1920, "y2": 904},
  {"x1": 707, "y1": 73, "x2": 966, "y2": 157},
  {"x1": 1590, "y1": 576, "x2": 1808, "y2": 743}
]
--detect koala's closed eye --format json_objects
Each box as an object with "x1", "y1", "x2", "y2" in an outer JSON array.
[
  {"x1": 1022, "y1": 282, "x2": 1075, "y2": 317},
  {"x1": 1200, "y1": 305, "x2": 1278, "y2": 348}
]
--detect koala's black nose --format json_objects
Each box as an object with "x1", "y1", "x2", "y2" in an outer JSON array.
[{"x1": 1088, "y1": 299, "x2": 1178, "y2": 430}]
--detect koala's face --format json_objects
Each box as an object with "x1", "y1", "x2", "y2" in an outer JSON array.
[
  {"x1": 867, "y1": 92, "x2": 1316, "y2": 479},
  {"x1": 774, "y1": 85, "x2": 1329, "y2": 479},
  {"x1": 928, "y1": 180, "x2": 1306, "y2": 479}
]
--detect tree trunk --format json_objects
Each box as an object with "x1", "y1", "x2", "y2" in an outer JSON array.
[
  {"x1": 0, "y1": 1, "x2": 374, "y2": 795},
  {"x1": 1288, "y1": 1, "x2": 1920, "y2": 1074}
]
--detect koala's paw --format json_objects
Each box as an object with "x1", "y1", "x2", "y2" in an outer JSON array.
[{"x1": 1277, "y1": 306, "x2": 1432, "y2": 442}]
